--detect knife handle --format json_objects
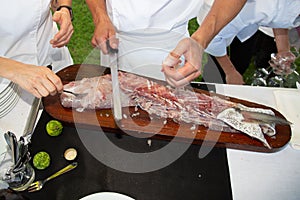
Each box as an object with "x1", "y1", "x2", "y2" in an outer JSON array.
[{"x1": 106, "y1": 40, "x2": 118, "y2": 54}]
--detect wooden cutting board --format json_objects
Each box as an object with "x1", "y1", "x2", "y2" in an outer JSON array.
[{"x1": 43, "y1": 64, "x2": 291, "y2": 153}]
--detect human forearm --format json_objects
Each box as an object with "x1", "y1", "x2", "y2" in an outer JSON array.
[
  {"x1": 0, "y1": 57, "x2": 24, "y2": 81},
  {"x1": 216, "y1": 55, "x2": 244, "y2": 84},
  {"x1": 270, "y1": 28, "x2": 296, "y2": 75},
  {"x1": 192, "y1": 0, "x2": 247, "y2": 48},
  {"x1": 273, "y1": 28, "x2": 290, "y2": 53},
  {"x1": 215, "y1": 55, "x2": 236, "y2": 75},
  {"x1": 0, "y1": 57, "x2": 63, "y2": 97},
  {"x1": 85, "y1": 0, "x2": 110, "y2": 25},
  {"x1": 85, "y1": 0, "x2": 117, "y2": 51}
]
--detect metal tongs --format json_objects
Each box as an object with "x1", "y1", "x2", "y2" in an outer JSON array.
[{"x1": 107, "y1": 40, "x2": 122, "y2": 121}]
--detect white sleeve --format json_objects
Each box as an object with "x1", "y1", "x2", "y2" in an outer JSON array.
[
  {"x1": 204, "y1": 35, "x2": 229, "y2": 57},
  {"x1": 204, "y1": 12, "x2": 250, "y2": 57}
]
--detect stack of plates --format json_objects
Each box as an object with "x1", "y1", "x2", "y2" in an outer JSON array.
[{"x1": 0, "y1": 78, "x2": 20, "y2": 118}]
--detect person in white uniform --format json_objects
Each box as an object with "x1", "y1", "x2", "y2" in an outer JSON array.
[
  {"x1": 85, "y1": 0, "x2": 247, "y2": 87},
  {"x1": 0, "y1": 0, "x2": 74, "y2": 98},
  {"x1": 204, "y1": 0, "x2": 300, "y2": 84}
]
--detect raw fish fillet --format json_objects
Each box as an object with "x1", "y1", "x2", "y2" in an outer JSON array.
[{"x1": 60, "y1": 72, "x2": 276, "y2": 148}]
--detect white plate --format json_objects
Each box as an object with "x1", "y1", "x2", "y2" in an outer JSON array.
[
  {"x1": 80, "y1": 192, "x2": 135, "y2": 200},
  {"x1": 0, "y1": 92, "x2": 19, "y2": 118},
  {"x1": 0, "y1": 85, "x2": 19, "y2": 118},
  {"x1": 0, "y1": 82, "x2": 14, "y2": 99},
  {"x1": 0, "y1": 78, "x2": 11, "y2": 94},
  {"x1": 0, "y1": 85, "x2": 16, "y2": 107}
]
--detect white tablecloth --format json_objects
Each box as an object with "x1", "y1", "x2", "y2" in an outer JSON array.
[
  {"x1": 1, "y1": 84, "x2": 300, "y2": 199},
  {"x1": 216, "y1": 84, "x2": 300, "y2": 200}
]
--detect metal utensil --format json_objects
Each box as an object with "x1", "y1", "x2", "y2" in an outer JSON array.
[
  {"x1": 27, "y1": 162, "x2": 78, "y2": 192},
  {"x1": 107, "y1": 40, "x2": 122, "y2": 121},
  {"x1": 62, "y1": 90, "x2": 88, "y2": 98},
  {"x1": 22, "y1": 97, "x2": 41, "y2": 143},
  {"x1": 234, "y1": 107, "x2": 292, "y2": 125},
  {"x1": 4, "y1": 132, "x2": 12, "y2": 151},
  {"x1": 13, "y1": 138, "x2": 29, "y2": 172},
  {"x1": 5, "y1": 131, "x2": 19, "y2": 165}
]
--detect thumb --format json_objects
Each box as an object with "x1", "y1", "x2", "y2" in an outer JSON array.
[
  {"x1": 162, "y1": 52, "x2": 181, "y2": 67},
  {"x1": 162, "y1": 38, "x2": 191, "y2": 67}
]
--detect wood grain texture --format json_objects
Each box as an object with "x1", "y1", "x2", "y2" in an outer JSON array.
[{"x1": 43, "y1": 64, "x2": 291, "y2": 153}]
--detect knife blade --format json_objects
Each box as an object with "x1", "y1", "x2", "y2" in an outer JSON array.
[
  {"x1": 107, "y1": 40, "x2": 122, "y2": 121},
  {"x1": 234, "y1": 107, "x2": 292, "y2": 125}
]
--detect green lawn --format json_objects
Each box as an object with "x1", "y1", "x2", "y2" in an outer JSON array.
[
  {"x1": 67, "y1": 0, "x2": 95, "y2": 64},
  {"x1": 69, "y1": 0, "x2": 300, "y2": 87}
]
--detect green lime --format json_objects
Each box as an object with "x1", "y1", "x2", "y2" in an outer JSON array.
[
  {"x1": 46, "y1": 120, "x2": 63, "y2": 136},
  {"x1": 33, "y1": 151, "x2": 51, "y2": 170}
]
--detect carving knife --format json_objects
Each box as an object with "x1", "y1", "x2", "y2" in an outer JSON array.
[
  {"x1": 107, "y1": 41, "x2": 122, "y2": 120},
  {"x1": 234, "y1": 107, "x2": 292, "y2": 125}
]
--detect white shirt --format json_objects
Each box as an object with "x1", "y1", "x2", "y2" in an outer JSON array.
[
  {"x1": 0, "y1": 0, "x2": 73, "y2": 72},
  {"x1": 104, "y1": 0, "x2": 203, "y2": 80},
  {"x1": 205, "y1": 0, "x2": 300, "y2": 57},
  {"x1": 197, "y1": 0, "x2": 275, "y2": 41}
]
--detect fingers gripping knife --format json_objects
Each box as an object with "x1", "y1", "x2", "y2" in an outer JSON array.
[{"x1": 107, "y1": 41, "x2": 122, "y2": 120}]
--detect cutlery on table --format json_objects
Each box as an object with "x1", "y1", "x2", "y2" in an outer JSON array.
[
  {"x1": 4, "y1": 131, "x2": 19, "y2": 165},
  {"x1": 27, "y1": 162, "x2": 78, "y2": 192}
]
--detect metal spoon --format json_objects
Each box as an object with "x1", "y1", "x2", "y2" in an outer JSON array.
[
  {"x1": 13, "y1": 138, "x2": 28, "y2": 172},
  {"x1": 4, "y1": 131, "x2": 18, "y2": 165},
  {"x1": 4, "y1": 132, "x2": 12, "y2": 151}
]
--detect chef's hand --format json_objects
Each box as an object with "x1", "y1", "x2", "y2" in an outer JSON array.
[
  {"x1": 50, "y1": 8, "x2": 74, "y2": 48},
  {"x1": 269, "y1": 51, "x2": 296, "y2": 75},
  {"x1": 162, "y1": 38, "x2": 203, "y2": 87},
  {"x1": 225, "y1": 70, "x2": 245, "y2": 85},
  {"x1": 90, "y1": 20, "x2": 119, "y2": 54},
  {"x1": 11, "y1": 64, "x2": 63, "y2": 98}
]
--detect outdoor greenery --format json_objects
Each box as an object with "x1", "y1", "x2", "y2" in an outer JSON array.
[
  {"x1": 68, "y1": 0, "x2": 95, "y2": 64},
  {"x1": 68, "y1": 0, "x2": 300, "y2": 86}
]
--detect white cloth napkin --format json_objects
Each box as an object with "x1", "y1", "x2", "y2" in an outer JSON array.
[{"x1": 273, "y1": 89, "x2": 300, "y2": 150}]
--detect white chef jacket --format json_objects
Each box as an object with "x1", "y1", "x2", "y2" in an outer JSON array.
[
  {"x1": 205, "y1": 0, "x2": 300, "y2": 57},
  {"x1": 103, "y1": 0, "x2": 203, "y2": 80},
  {"x1": 0, "y1": 0, "x2": 73, "y2": 73}
]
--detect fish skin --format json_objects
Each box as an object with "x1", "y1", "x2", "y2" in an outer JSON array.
[
  {"x1": 217, "y1": 108, "x2": 271, "y2": 149},
  {"x1": 234, "y1": 107, "x2": 292, "y2": 125}
]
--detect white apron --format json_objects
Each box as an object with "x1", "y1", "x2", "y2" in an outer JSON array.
[
  {"x1": 0, "y1": 0, "x2": 73, "y2": 72},
  {"x1": 103, "y1": 0, "x2": 203, "y2": 80}
]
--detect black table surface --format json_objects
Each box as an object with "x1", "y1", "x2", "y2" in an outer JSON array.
[{"x1": 21, "y1": 102, "x2": 232, "y2": 200}]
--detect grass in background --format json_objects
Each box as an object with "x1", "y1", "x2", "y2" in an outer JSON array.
[
  {"x1": 69, "y1": 1, "x2": 299, "y2": 86},
  {"x1": 68, "y1": 0, "x2": 95, "y2": 64},
  {"x1": 69, "y1": 2, "x2": 200, "y2": 64}
]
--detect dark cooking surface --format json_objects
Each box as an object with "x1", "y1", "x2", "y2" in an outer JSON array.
[{"x1": 21, "y1": 111, "x2": 232, "y2": 200}]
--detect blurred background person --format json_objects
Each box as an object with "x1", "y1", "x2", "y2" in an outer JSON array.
[{"x1": 198, "y1": 0, "x2": 299, "y2": 85}]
